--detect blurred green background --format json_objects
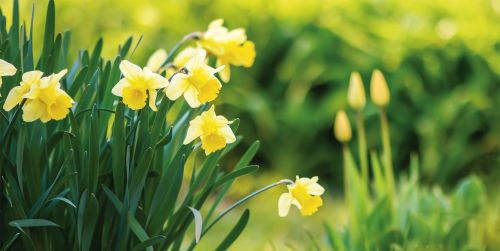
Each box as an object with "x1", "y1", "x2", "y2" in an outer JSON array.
[{"x1": 1, "y1": 0, "x2": 500, "y2": 250}]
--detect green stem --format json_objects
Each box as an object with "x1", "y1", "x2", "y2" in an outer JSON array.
[
  {"x1": 342, "y1": 144, "x2": 350, "y2": 202},
  {"x1": 187, "y1": 179, "x2": 293, "y2": 251},
  {"x1": 356, "y1": 111, "x2": 368, "y2": 189},
  {"x1": 380, "y1": 108, "x2": 395, "y2": 203},
  {"x1": 160, "y1": 32, "x2": 201, "y2": 69}
]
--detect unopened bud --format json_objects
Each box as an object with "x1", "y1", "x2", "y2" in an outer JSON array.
[
  {"x1": 370, "y1": 69, "x2": 390, "y2": 107},
  {"x1": 347, "y1": 71, "x2": 366, "y2": 110},
  {"x1": 334, "y1": 110, "x2": 352, "y2": 143}
]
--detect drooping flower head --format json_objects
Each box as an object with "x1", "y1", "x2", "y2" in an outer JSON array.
[
  {"x1": 165, "y1": 49, "x2": 223, "y2": 108},
  {"x1": 183, "y1": 105, "x2": 236, "y2": 155},
  {"x1": 0, "y1": 59, "x2": 17, "y2": 95},
  {"x1": 4, "y1": 69, "x2": 74, "y2": 123},
  {"x1": 112, "y1": 60, "x2": 169, "y2": 111},
  {"x1": 278, "y1": 176, "x2": 325, "y2": 217},
  {"x1": 200, "y1": 19, "x2": 256, "y2": 82}
]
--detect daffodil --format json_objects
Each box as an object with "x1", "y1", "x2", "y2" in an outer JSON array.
[
  {"x1": 146, "y1": 49, "x2": 168, "y2": 73},
  {"x1": 3, "y1": 71, "x2": 44, "y2": 111},
  {"x1": 112, "y1": 60, "x2": 169, "y2": 111},
  {"x1": 0, "y1": 59, "x2": 17, "y2": 95},
  {"x1": 278, "y1": 176, "x2": 325, "y2": 217},
  {"x1": 183, "y1": 105, "x2": 236, "y2": 155},
  {"x1": 4, "y1": 69, "x2": 74, "y2": 122},
  {"x1": 200, "y1": 19, "x2": 256, "y2": 82},
  {"x1": 165, "y1": 49, "x2": 223, "y2": 108}
]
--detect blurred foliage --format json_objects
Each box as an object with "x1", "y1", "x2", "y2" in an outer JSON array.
[{"x1": 2, "y1": 0, "x2": 499, "y2": 184}]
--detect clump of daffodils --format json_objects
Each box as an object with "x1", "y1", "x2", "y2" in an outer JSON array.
[
  {"x1": 278, "y1": 176, "x2": 325, "y2": 217},
  {"x1": 3, "y1": 69, "x2": 74, "y2": 122}
]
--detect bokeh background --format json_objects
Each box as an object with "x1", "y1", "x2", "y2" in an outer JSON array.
[{"x1": 1, "y1": 0, "x2": 499, "y2": 250}]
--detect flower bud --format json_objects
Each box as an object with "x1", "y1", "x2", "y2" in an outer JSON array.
[
  {"x1": 334, "y1": 110, "x2": 352, "y2": 143},
  {"x1": 347, "y1": 71, "x2": 366, "y2": 110},
  {"x1": 370, "y1": 69, "x2": 390, "y2": 107}
]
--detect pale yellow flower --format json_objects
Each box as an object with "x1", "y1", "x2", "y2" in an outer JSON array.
[
  {"x1": 146, "y1": 49, "x2": 168, "y2": 73},
  {"x1": 112, "y1": 60, "x2": 169, "y2": 111},
  {"x1": 334, "y1": 110, "x2": 352, "y2": 143},
  {"x1": 183, "y1": 105, "x2": 236, "y2": 155},
  {"x1": 347, "y1": 71, "x2": 366, "y2": 110},
  {"x1": 370, "y1": 69, "x2": 390, "y2": 107},
  {"x1": 278, "y1": 176, "x2": 325, "y2": 217},
  {"x1": 165, "y1": 49, "x2": 223, "y2": 108},
  {"x1": 6, "y1": 69, "x2": 74, "y2": 122},
  {"x1": 173, "y1": 47, "x2": 199, "y2": 69},
  {"x1": 3, "y1": 71, "x2": 44, "y2": 111},
  {"x1": 0, "y1": 59, "x2": 17, "y2": 95},
  {"x1": 200, "y1": 19, "x2": 256, "y2": 82}
]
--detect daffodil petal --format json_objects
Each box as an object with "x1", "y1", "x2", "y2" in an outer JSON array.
[
  {"x1": 22, "y1": 100, "x2": 45, "y2": 122},
  {"x1": 183, "y1": 87, "x2": 201, "y2": 108},
  {"x1": 119, "y1": 60, "x2": 143, "y2": 80},
  {"x1": 22, "y1": 70, "x2": 43, "y2": 83},
  {"x1": 220, "y1": 125, "x2": 236, "y2": 143},
  {"x1": 146, "y1": 49, "x2": 168, "y2": 72},
  {"x1": 227, "y1": 28, "x2": 247, "y2": 44},
  {"x1": 3, "y1": 86, "x2": 25, "y2": 111},
  {"x1": 112, "y1": 79, "x2": 130, "y2": 96},
  {"x1": 148, "y1": 89, "x2": 158, "y2": 111},
  {"x1": 184, "y1": 120, "x2": 203, "y2": 144},
  {"x1": 0, "y1": 59, "x2": 17, "y2": 76},
  {"x1": 165, "y1": 74, "x2": 189, "y2": 100},
  {"x1": 278, "y1": 193, "x2": 293, "y2": 217},
  {"x1": 149, "y1": 72, "x2": 169, "y2": 89}
]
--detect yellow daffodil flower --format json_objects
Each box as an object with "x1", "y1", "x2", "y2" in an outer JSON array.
[
  {"x1": 146, "y1": 49, "x2": 168, "y2": 73},
  {"x1": 200, "y1": 19, "x2": 256, "y2": 82},
  {"x1": 165, "y1": 49, "x2": 223, "y2": 108},
  {"x1": 183, "y1": 105, "x2": 236, "y2": 155},
  {"x1": 3, "y1": 71, "x2": 44, "y2": 111},
  {"x1": 4, "y1": 69, "x2": 74, "y2": 122},
  {"x1": 278, "y1": 176, "x2": 325, "y2": 217},
  {"x1": 0, "y1": 59, "x2": 17, "y2": 95},
  {"x1": 112, "y1": 60, "x2": 169, "y2": 111}
]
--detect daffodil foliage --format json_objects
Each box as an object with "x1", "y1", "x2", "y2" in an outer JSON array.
[{"x1": 0, "y1": 1, "x2": 264, "y2": 250}]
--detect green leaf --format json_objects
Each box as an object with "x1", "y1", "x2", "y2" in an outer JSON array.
[
  {"x1": 39, "y1": 0, "x2": 55, "y2": 71},
  {"x1": 112, "y1": 102, "x2": 126, "y2": 197},
  {"x1": 9, "y1": 219, "x2": 59, "y2": 228},
  {"x1": 214, "y1": 165, "x2": 259, "y2": 188},
  {"x1": 215, "y1": 209, "x2": 250, "y2": 251},
  {"x1": 16, "y1": 123, "x2": 25, "y2": 194},
  {"x1": 188, "y1": 207, "x2": 202, "y2": 243},
  {"x1": 81, "y1": 193, "x2": 99, "y2": 251},
  {"x1": 131, "y1": 236, "x2": 166, "y2": 251}
]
